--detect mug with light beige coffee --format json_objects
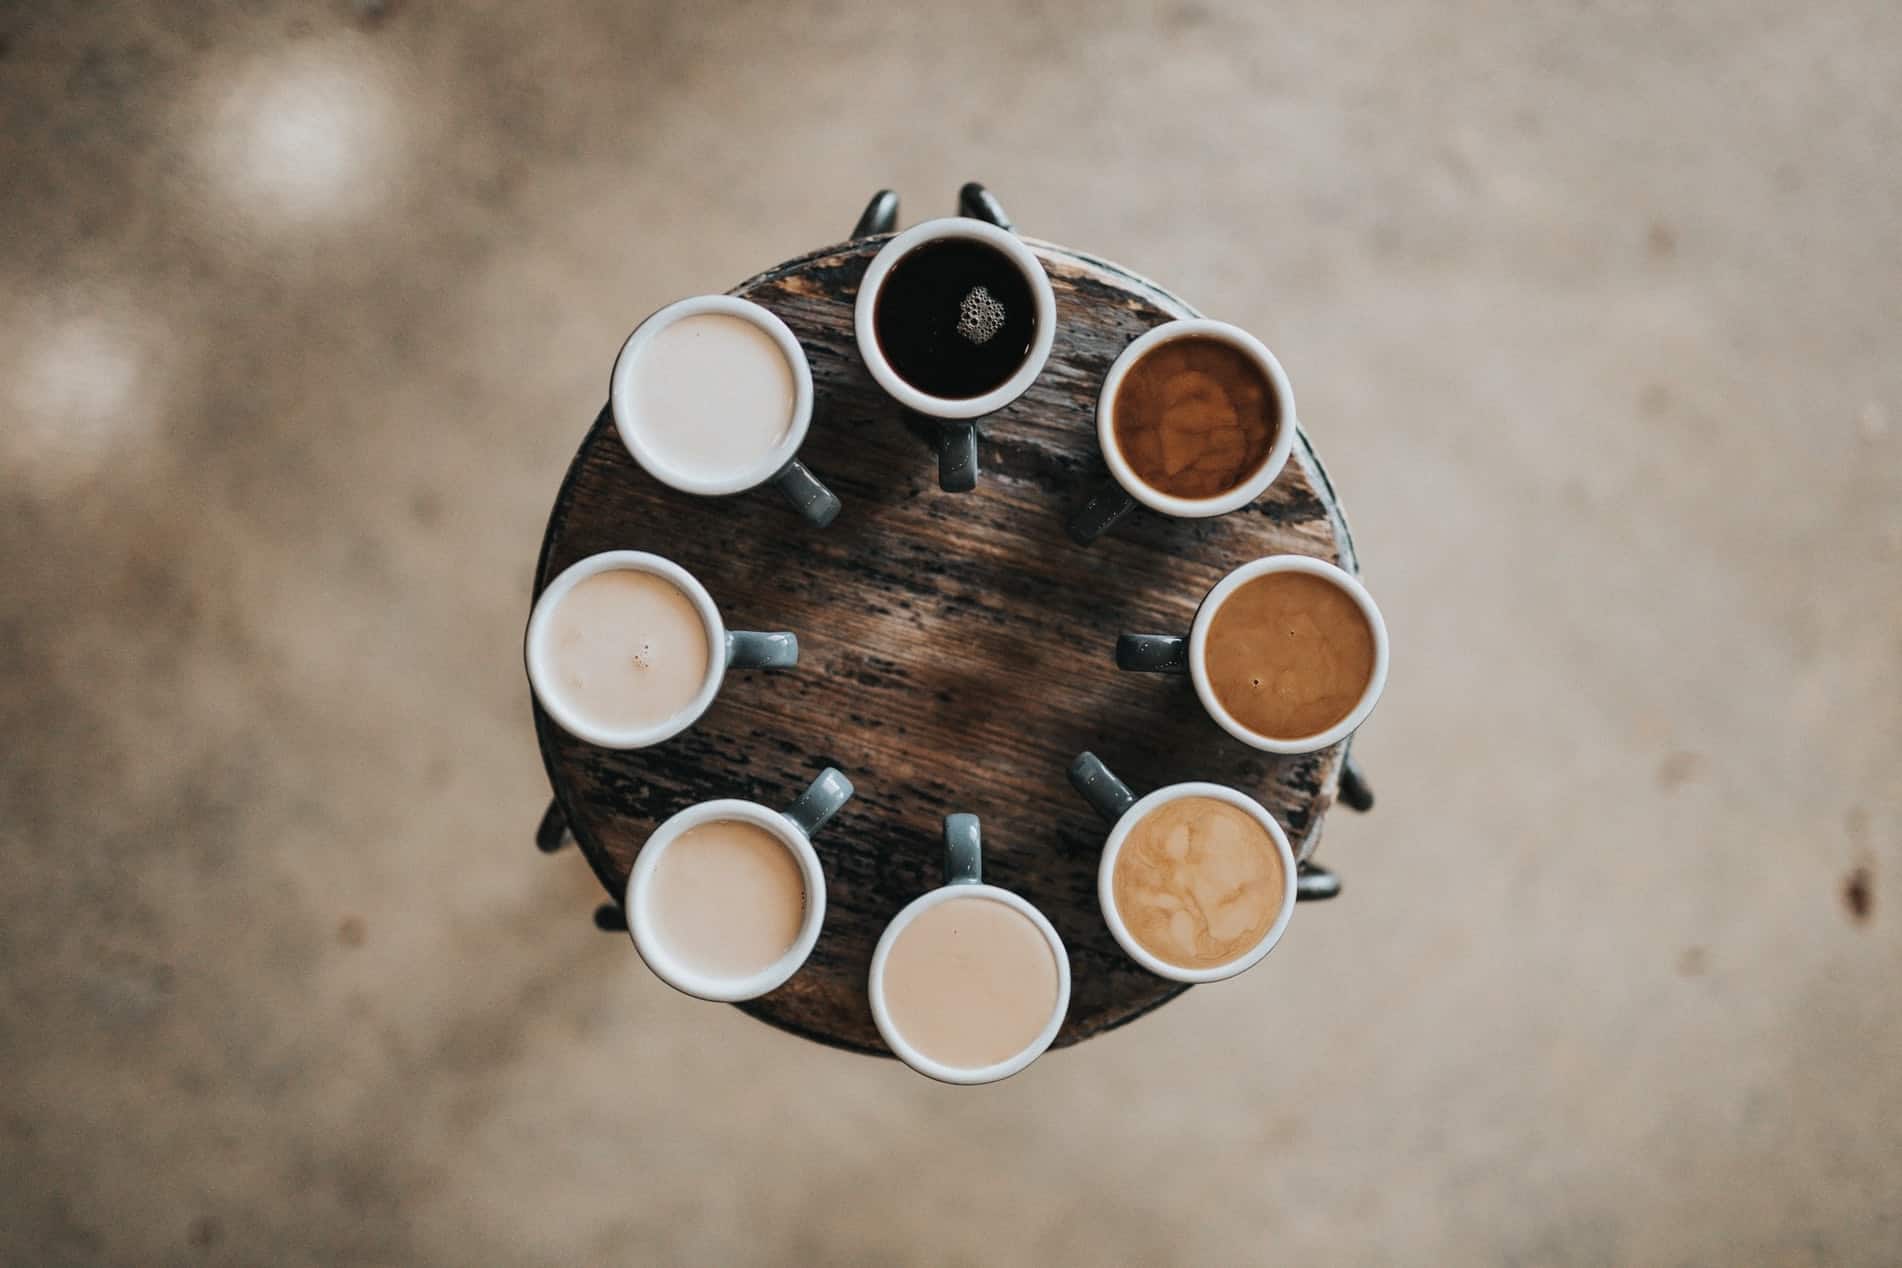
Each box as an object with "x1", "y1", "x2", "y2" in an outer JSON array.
[
  {"x1": 1068, "y1": 752, "x2": 1316, "y2": 984},
  {"x1": 1068, "y1": 318, "x2": 1298, "y2": 544},
  {"x1": 1117, "y1": 554, "x2": 1388, "y2": 755},
  {"x1": 525, "y1": 550, "x2": 798, "y2": 749},
  {"x1": 868, "y1": 815, "x2": 1070, "y2": 1085},
  {"x1": 611, "y1": 295, "x2": 841, "y2": 526},
  {"x1": 624, "y1": 767, "x2": 853, "y2": 1002}
]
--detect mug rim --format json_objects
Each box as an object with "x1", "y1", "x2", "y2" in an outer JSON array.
[
  {"x1": 867, "y1": 881, "x2": 1071, "y2": 1085},
  {"x1": 1186, "y1": 554, "x2": 1390, "y2": 754},
  {"x1": 1095, "y1": 781, "x2": 1298, "y2": 984},
  {"x1": 624, "y1": 798, "x2": 827, "y2": 1003},
  {"x1": 609, "y1": 295, "x2": 815, "y2": 496},
  {"x1": 852, "y1": 217, "x2": 1058, "y2": 420},
  {"x1": 523, "y1": 550, "x2": 728, "y2": 750},
  {"x1": 1095, "y1": 318, "x2": 1298, "y2": 518}
]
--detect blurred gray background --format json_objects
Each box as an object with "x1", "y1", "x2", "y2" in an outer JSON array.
[{"x1": 2, "y1": 1, "x2": 1898, "y2": 1264}]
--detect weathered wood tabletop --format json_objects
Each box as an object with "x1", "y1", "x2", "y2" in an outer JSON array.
[{"x1": 532, "y1": 196, "x2": 1365, "y2": 1055}]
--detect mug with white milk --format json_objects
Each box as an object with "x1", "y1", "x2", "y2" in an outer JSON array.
[{"x1": 610, "y1": 295, "x2": 841, "y2": 526}]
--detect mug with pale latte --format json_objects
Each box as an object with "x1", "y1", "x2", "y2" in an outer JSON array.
[
  {"x1": 624, "y1": 767, "x2": 853, "y2": 1003},
  {"x1": 611, "y1": 295, "x2": 841, "y2": 526},
  {"x1": 1117, "y1": 554, "x2": 1388, "y2": 755},
  {"x1": 1068, "y1": 752, "x2": 1308, "y2": 984},
  {"x1": 868, "y1": 815, "x2": 1070, "y2": 1085},
  {"x1": 525, "y1": 550, "x2": 797, "y2": 749}
]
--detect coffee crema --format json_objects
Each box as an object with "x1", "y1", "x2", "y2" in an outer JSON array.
[
  {"x1": 649, "y1": 818, "x2": 806, "y2": 980},
  {"x1": 1112, "y1": 335, "x2": 1279, "y2": 500},
  {"x1": 629, "y1": 312, "x2": 795, "y2": 480},
  {"x1": 880, "y1": 895, "x2": 1059, "y2": 1070},
  {"x1": 1111, "y1": 796, "x2": 1285, "y2": 970},
  {"x1": 1204, "y1": 569, "x2": 1375, "y2": 741},
  {"x1": 871, "y1": 239, "x2": 1037, "y2": 400},
  {"x1": 541, "y1": 569, "x2": 710, "y2": 734}
]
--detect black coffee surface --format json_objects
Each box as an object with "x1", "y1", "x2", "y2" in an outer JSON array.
[{"x1": 872, "y1": 239, "x2": 1037, "y2": 400}]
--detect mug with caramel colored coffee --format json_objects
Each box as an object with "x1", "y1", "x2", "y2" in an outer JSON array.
[
  {"x1": 1068, "y1": 319, "x2": 1298, "y2": 544},
  {"x1": 868, "y1": 814, "x2": 1070, "y2": 1085},
  {"x1": 1067, "y1": 752, "x2": 1309, "y2": 984},
  {"x1": 1117, "y1": 555, "x2": 1388, "y2": 755}
]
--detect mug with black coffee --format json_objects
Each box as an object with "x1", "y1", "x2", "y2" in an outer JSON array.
[
  {"x1": 1068, "y1": 752, "x2": 1307, "y2": 984},
  {"x1": 854, "y1": 218, "x2": 1057, "y2": 491},
  {"x1": 1068, "y1": 319, "x2": 1297, "y2": 543},
  {"x1": 1117, "y1": 554, "x2": 1388, "y2": 755}
]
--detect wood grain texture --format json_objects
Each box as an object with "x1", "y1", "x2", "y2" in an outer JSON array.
[{"x1": 532, "y1": 234, "x2": 1362, "y2": 1056}]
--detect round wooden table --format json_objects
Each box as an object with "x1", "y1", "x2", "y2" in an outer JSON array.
[{"x1": 531, "y1": 185, "x2": 1372, "y2": 1056}]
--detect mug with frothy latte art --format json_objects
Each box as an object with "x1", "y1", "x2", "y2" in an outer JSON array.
[{"x1": 1068, "y1": 752, "x2": 1302, "y2": 984}]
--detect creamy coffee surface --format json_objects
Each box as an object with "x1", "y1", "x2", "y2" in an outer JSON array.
[
  {"x1": 1111, "y1": 796, "x2": 1285, "y2": 970},
  {"x1": 630, "y1": 313, "x2": 795, "y2": 480},
  {"x1": 881, "y1": 895, "x2": 1059, "y2": 1070},
  {"x1": 650, "y1": 818, "x2": 805, "y2": 980},
  {"x1": 1204, "y1": 569, "x2": 1376, "y2": 741},
  {"x1": 541, "y1": 569, "x2": 710, "y2": 734}
]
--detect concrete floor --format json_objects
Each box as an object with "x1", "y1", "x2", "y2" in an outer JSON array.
[{"x1": 2, "y1": 1, "x2": 1898, "y2": 1264}]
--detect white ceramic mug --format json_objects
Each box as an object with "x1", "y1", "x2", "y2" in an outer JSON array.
[
  {"x1": 1117, "y1": 554, "x2": 1389, "y2": 755},
  {"x1": 1068, "y1": 318, "x2": 1298, "y2": 543},
  {"x1": 1067, "y1": 752, "x2": 1300, "y2": 984},
  {"x1": 524, "y1": 550, "x2": 797, "y2": 749},
  {"x1": 624, "y1": 767, "x2": 852, "y2": 1002},
  {"x1": 868, "y1": 814, "x2": 1071, "y2": 1085},
  {"x1": 611, "y1": 295, "x2": 840, "y2": 526},
  {"x1": 853, "y1": 217, "x2": 1058, "y2": 491}
]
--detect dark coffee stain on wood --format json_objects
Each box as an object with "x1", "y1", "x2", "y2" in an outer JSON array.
[{"x1": 532, "y1": 236, "x2": 1363, "y2": 1056}]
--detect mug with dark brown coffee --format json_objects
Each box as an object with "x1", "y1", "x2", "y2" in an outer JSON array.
[
  {"x1": 1116, "y1": 554, "x2": 1389, "y2": 755},
  {"x1": 1068, "y1": 319, "x2": 1298, "y2": 543},
  {"x1": 854, "y1": 218, "x2": 1057, "y2": 492}
]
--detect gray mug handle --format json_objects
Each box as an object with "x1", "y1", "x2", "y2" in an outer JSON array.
[
  {"x1": 1068, "y1": 752, "x2": 1137, "y2": 824},
  {"x1": 939, "y1": 422, "x2": 978, "y2": 492},
  {"x1": 1115, "y1": 634, "x2": 1189, "y2": 674},
  {"x1": 784, "y1": 767, "x2": 854, "y2": 837},
  {"x1": 772, "y1": 459, "x2": 842, "y2": 527},
  {"x1": 944, "y1": 813, "x2": 983, "y2": 884},
  {"x1": 725, "y1": 630, "x2": 798, "y2": 669},
  {"x1": 1068, "y1": 479, "x2": 1138, "y2": 544}
]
